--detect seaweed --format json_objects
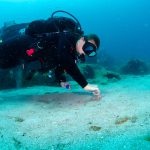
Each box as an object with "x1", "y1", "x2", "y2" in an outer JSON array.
[
  {"x1": 53, "y1": 142, "x2": 71, "y2": 150},
  {"x1": 89, "y1": 126, "x2": 102, "y2": 131},
  {"x1": 115, "y1": 117, "x2": 129, "y2": 125},
  {"x1": 130, "y1": 116, "x2": 138, "y2": 123},
  {"x1": 0, "y1": 131, "x2": 3, "y2": 138},
  {"x1": 12, "y1": 137, "x2": 22, "y2": 149},
  {"x1": 144, "y1": 136, "x2": 150, "y2": 142},
  {"x1": 88, "y1": 122, "x2": 93, "y2": 125},
  {"x1": 15, "y1": 117, "x2": 24, "y2": 123},
  {"x1": 115, "y1": 116, "x2": 138, "y2": 125}
]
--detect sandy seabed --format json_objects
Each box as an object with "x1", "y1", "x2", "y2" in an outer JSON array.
[{"x1": 0, "y1": 75, "x2": 150, "y2": 150}]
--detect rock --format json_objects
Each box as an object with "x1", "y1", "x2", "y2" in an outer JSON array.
[
  {"x1": 121, "y1": 59, "x2": 149, "y2": 75},
  {"x1": 104, "y1": 72, "x2": 121, "y2": 80}
]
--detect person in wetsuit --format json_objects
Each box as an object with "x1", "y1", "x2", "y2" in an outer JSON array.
[{"x1": 0, "y1": 11, "x2": 101, "y2": 98}]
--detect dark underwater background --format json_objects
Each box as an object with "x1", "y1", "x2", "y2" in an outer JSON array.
[{"x1": 0, "y1": 0, "x2": 150, "y2": 63}]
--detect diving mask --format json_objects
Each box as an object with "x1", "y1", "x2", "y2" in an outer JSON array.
[{"x1": 82, "y1": 38, "x2": 97, "y2": 57}]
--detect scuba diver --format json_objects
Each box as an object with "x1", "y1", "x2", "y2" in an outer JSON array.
[{"x1": 0, "y1": 10, "x2": 101, "y2": 98}]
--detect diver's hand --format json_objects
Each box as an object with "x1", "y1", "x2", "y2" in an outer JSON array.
[
  {"x1": 84, "y1": 84, "x2": 101, "y2": 99},
  {"x1": 60, "y1": 82, "x2": 71, "y2": 90}
]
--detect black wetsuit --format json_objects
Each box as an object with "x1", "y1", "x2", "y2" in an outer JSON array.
[{"x1": 0, "y1": 17, "x2": 88, "y2": 88}]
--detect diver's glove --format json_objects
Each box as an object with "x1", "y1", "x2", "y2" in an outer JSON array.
[{"x1": 60, "y1": 82, "x2": 71, "y2": 90}]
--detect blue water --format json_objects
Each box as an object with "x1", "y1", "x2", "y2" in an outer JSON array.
[
  {"x1": 0, "y1": 0, "x2": 150, "y2": 61},
  {"x1": 0, "y1": 1, "x2": 150, "y2": 149}
]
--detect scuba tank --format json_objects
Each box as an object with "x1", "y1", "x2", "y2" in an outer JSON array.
[
  {"x1": 0, "y1": 21, "x2": 28, "y2": 42},
  {"x1": 25, "y1": 10, "x2": 84, "y2": 38}
]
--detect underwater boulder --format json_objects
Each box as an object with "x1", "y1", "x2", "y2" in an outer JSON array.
[
  {"x1": 121, "y1": 59, "x2": 149, "y2": 75},
  {"x1": 103, "y1": 71, "x2": 121, "y2": 80}
]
